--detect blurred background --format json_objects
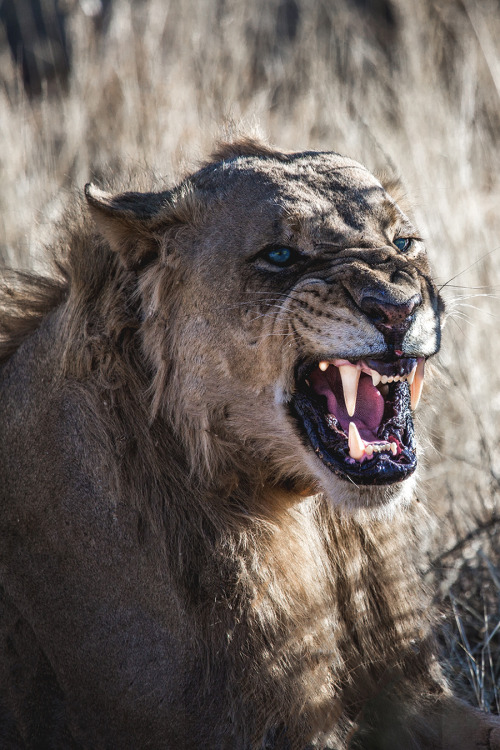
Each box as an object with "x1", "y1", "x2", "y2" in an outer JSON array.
[{"x1": 1, "y1": 0, "x2": 499, "y2": 712}]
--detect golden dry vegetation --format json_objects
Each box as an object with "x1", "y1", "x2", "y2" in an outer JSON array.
[{"x1": 1, "y1": 0, "x2": 499, "y2": 711}]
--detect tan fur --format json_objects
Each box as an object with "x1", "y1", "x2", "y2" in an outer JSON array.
[{"x1": 0, "y1": 140, "x2": 498, "y2": 749}]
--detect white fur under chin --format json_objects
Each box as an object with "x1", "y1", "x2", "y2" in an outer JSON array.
[{"x1": 302, "y1": 447, "x2": 418, "y2": 521}]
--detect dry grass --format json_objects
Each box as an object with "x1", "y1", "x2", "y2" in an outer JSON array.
[{"x1": 1, "y1": 0, "x2": 499, "y2": 711}]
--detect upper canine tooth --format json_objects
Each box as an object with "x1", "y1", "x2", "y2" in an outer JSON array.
[
  {"x1": 410, "y1": 358, "x2": 425, "y2": 410},
  {"x1": 406, "y1": 364, "x2": 417, "y2": 385},
  {"x1": 371, "y1": 370, "x2": 381, "y2": 387},
  {"x1": 319, "y1": 361, "x2": 329, "y2": 372},
  {"x1": 339, "y1": 364, "x2": 361, "y2": 417},
  {"x1": 348, "y1": 421, "x2": 365, "y2": 461}
]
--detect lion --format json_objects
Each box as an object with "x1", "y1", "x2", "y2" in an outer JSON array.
[{"x1": 0, "y1": 138, "x2": 499, "y2": 749}]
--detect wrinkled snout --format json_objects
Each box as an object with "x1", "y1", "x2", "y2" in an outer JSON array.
[{"x1": 359, "y1": 292, "x2": 422, "y2": 336}]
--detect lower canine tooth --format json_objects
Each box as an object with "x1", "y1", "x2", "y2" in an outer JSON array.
[
  {"x1": 348, "y1": 421, "x2": 365, "y2": 461},
  {"x1": 391, "y1": 442, "x2": 397, "y2": 455},
  {"x1": 410, "y1": 358, "x2": 425, "y2": 410},
  {"x1": 407, "y1": 364, "x2": 417, "y2": 385}
]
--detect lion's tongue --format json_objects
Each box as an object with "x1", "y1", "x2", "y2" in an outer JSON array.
[{"x1": 309, "y1": 368, "x2": 385, "y2": 442}]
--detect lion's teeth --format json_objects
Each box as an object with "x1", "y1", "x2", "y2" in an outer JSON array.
[
  {"x1": 410, "y1": 358, "x2": 425, "y2": 410},
  {"x1": 339, "y1": 364, "x2": 361, "y2": 417},
  {"x1": 371, "y1": 370, "x2": 381, "y2": 387},
  {"x1": 348, "y1": 421, "x2": 365, "y2": 460},
  {"x1": 371, "y1": 442, "x2": 391, "y2": 454},
  {"x1": 319, "y1": 361, "x2": 329, "y2": 372},
  {"x1": 347, "y1": 430, "x2": 398, "y2": 462},
  {"x1": 406, "y1": 364, "x2": 417, "y2": 385},
  {"x1": 381, "y1": 375, "x2": 388, "y2": 384}
]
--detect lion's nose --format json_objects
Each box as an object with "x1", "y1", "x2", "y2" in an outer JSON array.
[{"x1": 360, "y1": 293, "x2": 422, "y2": 335}]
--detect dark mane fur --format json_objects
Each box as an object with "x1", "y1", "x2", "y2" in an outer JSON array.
[
  {"x1": 0, "y1": 197, "x2": 140, "y2": 373},
  {"x1": 0, "y1": 269, "x2": 67, "y2": 366}
]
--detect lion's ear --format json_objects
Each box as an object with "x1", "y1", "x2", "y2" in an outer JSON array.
[{"x1": 84, "y1": 183, "x2": 168, "y2": 271}]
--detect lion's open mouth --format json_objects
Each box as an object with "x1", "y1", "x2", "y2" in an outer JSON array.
[{"x1": 291, "y1": 357, "x2": 425, "y2": 485}]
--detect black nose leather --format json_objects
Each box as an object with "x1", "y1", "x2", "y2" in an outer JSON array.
[{"x1": 360, "y1": 293, "x2": 422, "y2": 334}]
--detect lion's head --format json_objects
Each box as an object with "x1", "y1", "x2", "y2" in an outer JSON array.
[{"x1": 85, "y1": 139, "x2": 444, "y2": 513}]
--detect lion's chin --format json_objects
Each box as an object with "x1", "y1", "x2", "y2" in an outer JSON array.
[
  {"x1": 304, "y1": 456, "x2": 418, "y2": 518},
  {"x1": 274, "y1": 433, "x2": 418, "y2": 516}
]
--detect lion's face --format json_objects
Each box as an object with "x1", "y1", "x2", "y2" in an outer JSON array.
[{"x1": 87, "y1": 146, "x2": 444, "y2": 512}]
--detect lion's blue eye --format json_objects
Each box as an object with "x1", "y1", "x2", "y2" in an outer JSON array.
[
  {"x1": 265, "y1": 247, "x2": 296, "y2": 266},
  {"x1": 255, "y1": 246, "x2": 303, "y2": 269},
  {"x1": 266, "y1": 247, "x2": 293, "y2": 265},
  {"x1": 394, "y1": 237, "x2": 412, "y2": 252}
]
